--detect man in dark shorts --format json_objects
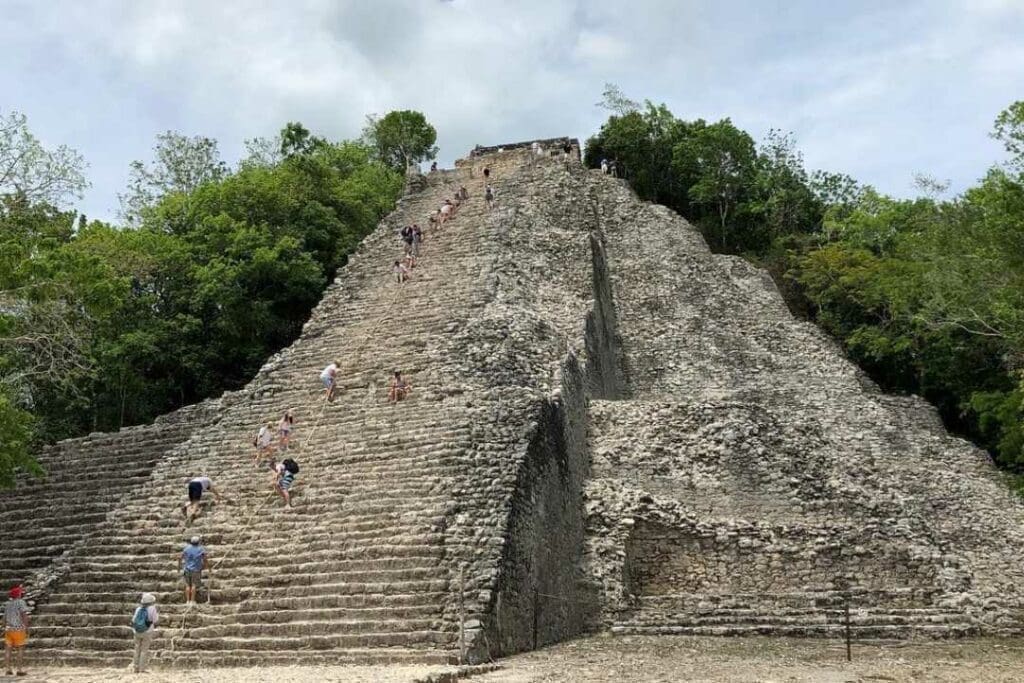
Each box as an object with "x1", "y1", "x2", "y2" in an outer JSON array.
[
  {"x1": 179, "y1": 536, "x2": 208, "y2": 605},
  {"x1": 183, "y1": 475, "x2": 221, "y2": 524}
]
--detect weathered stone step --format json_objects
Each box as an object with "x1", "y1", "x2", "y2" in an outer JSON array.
[
  {"x1": 31, "y1": 645, "x2": 456, "y2": 667},
  {"x1": 31, "y1": 628, "x2": 454, "y2": 652},
  {"x1": 610, "y1": 623, "x2": 980, "y2": 638},
  {"x1": 37, "y1": 590, "x2": 447, "y2": 616},
  {"x1": 69, "y1": 551, "x2": 443, "y2": 574}
]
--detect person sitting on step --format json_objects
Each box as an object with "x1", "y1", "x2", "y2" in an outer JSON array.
[
  {"x1": 439, "y1": 200, "x2": 453, "y2": 224},
  {"x1": 182, "y1": 475, "x2": 221, "y2": 524},
  {"x1": 320, "y1": 361, "x2": 340, "y2": 401},
  {"x1": 404, "y1": 251, "x2": 417, "y2": 271},
  {"x1": 393, "y1": 260, "x2": 410, "y2": 284},
  {"x1": 388, "y1": 370, "x2": 411, "y2": 403}
]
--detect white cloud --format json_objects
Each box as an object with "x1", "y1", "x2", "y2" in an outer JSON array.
[{"x1": 3, "y1": 0, "x2": 1022, "y2": 221}]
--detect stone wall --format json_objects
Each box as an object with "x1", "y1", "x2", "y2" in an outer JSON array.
[
  {"x1": 584, "y1": 233, "x2": 627, "y2": 399},
  {"x1": 624, "y1": 521, "x2": 940, "y2": 599},
  {"x1": 484, "y1": 354, "x2": 594, "y2": 657}
]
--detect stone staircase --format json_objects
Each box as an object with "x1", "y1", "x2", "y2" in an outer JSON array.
[
  {"x1": 7, "y1": 139, "x2": 1024, "y2": 670},
  {"x1": 14, "y1": 163, "x2": 514, "y2": 666},
  {"x1": 0, "y1": 401, "x2": 216, "y2": 598}
]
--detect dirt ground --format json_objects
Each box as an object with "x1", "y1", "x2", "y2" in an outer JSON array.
[
  {"x1": 10, "y1": 636, "x2": 1024, "y2": 682},
  {"x1": 474, "y1": 635, "x2": 1024, "y2": 682}
]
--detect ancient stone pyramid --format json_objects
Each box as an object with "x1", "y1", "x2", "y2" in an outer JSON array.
[{"x1": 2, "y1": 141, "x2": 1023, "y2": 668}]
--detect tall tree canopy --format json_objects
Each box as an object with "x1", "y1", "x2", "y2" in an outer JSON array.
[
  {"x1": 0, "y1": 118, "x2": 402, "y2": 487},
  {"x1": 363, "y1": 110, "x2": 438, "y2": 172}
]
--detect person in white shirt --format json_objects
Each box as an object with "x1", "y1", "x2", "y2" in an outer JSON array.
[
  {"x1": 320, "y1": 362, "x2": 340, "y2": 401},
  {"x1": 253, "y1": 421, "x2": 274, "y2": 463}
]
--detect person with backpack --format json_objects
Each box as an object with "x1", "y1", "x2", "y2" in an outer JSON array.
[
  {"x1": 4, "y1": 586, "x2": 29, "y2": 677},
  {"x1": 411, "y1": 223, "x2": 423, "y2": 258},
  {"x1": 130, "y1": 592, "x2": 158, "y2": 673},
  {"x1": 275, "y1": 458, "x2": 299, "y2": 509},
  {"x1": 180, "y1": 536, "x2": 208, "y2": 605}
]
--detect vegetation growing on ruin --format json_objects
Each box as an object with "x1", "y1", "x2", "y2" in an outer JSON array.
[{"x1": 586, "y1": 93, "x2": 1024, "y2": 478}]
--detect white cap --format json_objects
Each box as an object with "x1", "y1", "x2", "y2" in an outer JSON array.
[
  {"x1": 190, "y1": 535, "x2": 201, "y2": 545},
  {"x1": 141, "y1": 593, "x2": 157, "y2": 605}
]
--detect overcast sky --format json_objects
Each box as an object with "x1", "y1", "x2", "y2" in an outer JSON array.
[{"x1": 4, "y1": 0, "x2": 1023, "y2": 222}]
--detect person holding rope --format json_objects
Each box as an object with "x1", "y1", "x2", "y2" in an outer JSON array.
[
  {"x1": 179, "y1": 536, "x2": 208, "y2": 605},
  {"x1": 320, "y1": 361, "x2": 340, "y2": 401},
  {"x1": 253, "y1": 421, "x2": 274, "y2": 464},
  {"x1": 274, "y1": 458, "x2": 299, "y2": 510}
]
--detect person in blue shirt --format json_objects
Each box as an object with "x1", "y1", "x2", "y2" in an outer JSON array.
[{"x1": 179, "y1": 536, "x2": 208, "y2": 605}]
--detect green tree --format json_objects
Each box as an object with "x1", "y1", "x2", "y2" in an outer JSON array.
[
  {"x1": 119, "y1": 131, "x2": 227, "y2": 224},
  {"x1": 672, "y1": 119, "x2": 757, "y2": 251},
  {"x1": 992, "y1": 100, "x2": 1024, "y2": 170},
  {"x1": 363, "y1": 110, "x2": 438, "y2": 172},
  {"x1": 0, "y1": 110, "x2": 88, "y2": 206}
]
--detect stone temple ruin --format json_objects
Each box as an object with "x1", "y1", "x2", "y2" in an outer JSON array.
[{"x1": 3, "y1": 141, "x2": 1024, "y2": 668}]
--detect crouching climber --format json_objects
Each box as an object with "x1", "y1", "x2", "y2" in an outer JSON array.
[
  {"x1": 274, "y1": 458, "x2": 299, "y2": 509},
  {"x1": 182, "y1": 475, "x2": 221, "y2": 524},
  {"x1": 130, "y1": 592, "x2": 159, "y2": 673}
]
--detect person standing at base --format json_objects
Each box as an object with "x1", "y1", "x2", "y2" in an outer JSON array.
[
  {"x1": 180, "y1": 536, "x2": 208, "y2": 605},
  {"x1": 4, "y1": 586, "x2": 29, "y2": 677},
  {"x1": 130, "y1": 592, "x2": 159, "y2": 673}
]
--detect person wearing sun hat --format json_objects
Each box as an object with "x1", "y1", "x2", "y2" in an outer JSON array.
[
  {"x1": 4, "y1": 585, "x2": 29, "y2": 676},
  {"x1": 130, "y1": 592, "x2": 159, "y2": 673}
]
